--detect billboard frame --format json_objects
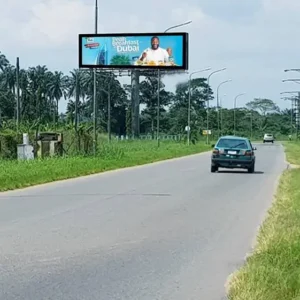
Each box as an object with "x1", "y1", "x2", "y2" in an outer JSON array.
[{"x1": 78, "y1": 32, "x2": 189, "y2": 70}]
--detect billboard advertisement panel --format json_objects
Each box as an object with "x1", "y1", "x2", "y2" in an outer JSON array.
[{"x1": 78, "y1": 32, "x2": 188, "y2": 70}]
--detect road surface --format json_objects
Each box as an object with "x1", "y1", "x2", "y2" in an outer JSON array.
[{"x1": 0, "y1": 143, "x2": 286, "y2": 300}]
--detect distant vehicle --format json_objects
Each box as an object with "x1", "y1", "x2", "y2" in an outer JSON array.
[
  {"x1": 211, "y1": 135, "x2": 257, "y2": 173},
  {"x1": 263, "y1": 133, "x2": 274, "y2": 143}
]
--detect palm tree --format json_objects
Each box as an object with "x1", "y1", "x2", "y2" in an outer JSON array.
[
  {"x1": 47, "y1": 71, "x2": 68, "y2": 124},
  {"x1": 28, "y1": 65, "x2": 53, "y2": 121},
  {"x1": 2, "y1": 65, "x2": 16, "y2": 95},
  {"x1": 19, "y1": 69, "x2": 31, "y2": 120},
  {"x1": 0, "y1": 52, "x2": 9, "y2": 71}
]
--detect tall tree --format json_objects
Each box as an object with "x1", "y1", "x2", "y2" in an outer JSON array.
[
  {"x1": 246, "y1": 98, "x2": 279, "y2": 116},
  {"x1": 246, "y1": 98, "x2": 279, "y2": 134},
  {"x1": 47, "y1": 71, "x2": 68, "y2": 123},
  {"x1": 168, "y1": 77, "x2": 213, "y2": 134},
  {"x1": 0, "y1": 52, "x2": 9, "y2": 71},
  {"x1": 139, "y1": 76, "x2": 173, "y2": 137}
]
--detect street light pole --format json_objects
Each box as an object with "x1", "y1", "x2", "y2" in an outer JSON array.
[
  {"x1": 155, "y1": 21, "x2": 192, "y2": 147},
  {"x1": 220, "y1": 94, "x2": 226, "y2": 135},
  {"x1": 206, "y1": 68, "x2": 226, "y2": 144},
  {"x1": 281, "y1": 96, "x2": 296, "y2": 137},
  {"x1": 246, "y1": 111, "x2": 253, "y2": 140},
  {"x1": 93, "y1": 0, "x2": 98, "y2": 155},
  {"x1": 250, "y1": 111, "x2": 253, "y2": 140},
  {"x1": 233, "y1": 93, "x2": 245, "y2": 135},
  {"x1": 216, "y1": 79, "x2": 232, "y2": 137},
  {"x1": 187, "y1": 68, "x2": 211, "y2": 145}
]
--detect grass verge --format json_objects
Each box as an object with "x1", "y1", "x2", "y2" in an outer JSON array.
[
  {"x1": 282, "y1": 141, "x2": 300, "y2": 165},
  {"x1": 227, "y1": 141, "x2": 300, "y2": 300},
  {"x1": 0, "y1": 140, "x2": 210, "y2": 192}
]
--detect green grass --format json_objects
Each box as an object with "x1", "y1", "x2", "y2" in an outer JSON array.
[
  {"x1": 0, "y1": 140, "x2": 211, "y2": 192},
  {"x1": 227, "y1": 141, "x2": 300, "y2": 300},
  {"x1": 283, "y1": 141, "x2": 300, "y2": 165}
]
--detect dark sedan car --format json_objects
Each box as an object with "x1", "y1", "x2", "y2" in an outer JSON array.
[{"x1": 211, "y1": 135, "x2": 256, "y2": 173}]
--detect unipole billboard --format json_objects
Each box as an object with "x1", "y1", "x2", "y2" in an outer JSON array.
[{"x1": 78, "y1": 32, "x2": 189, "y2": 70}]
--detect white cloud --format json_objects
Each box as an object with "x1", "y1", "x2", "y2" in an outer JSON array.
[
  {"x1": 22, "y1": 0, "x2": 94, "y2": 48},
  {"x1": 1, "y1": 0, "x2": 300, "y2": 110}
]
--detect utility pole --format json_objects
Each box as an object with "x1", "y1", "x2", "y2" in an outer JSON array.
[
  {"x1": 297, "y1": 93, "x2": 300, "y2": 138},
  {"x1": 16, "y1": 57, "x2": 20, "y2": 131},
  {"x1": 93, "y1": 0, "x2": 98, "y2": 155},
  {"x1": 280, "y1": 89, "x2": 300, "y2": 139}
]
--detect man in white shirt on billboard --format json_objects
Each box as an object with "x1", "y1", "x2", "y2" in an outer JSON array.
[{"x1": 137, "y1": 36, "x2": 170, "y2": 65}]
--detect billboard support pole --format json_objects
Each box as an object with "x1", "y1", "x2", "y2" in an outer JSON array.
[
  {"x1": 131, "y1": 70, "x2": 140, "y2": 139},
  {"x1": 93, "y1": 0, "x2": 98, "y2": 155},
  {"x1": 107, "y1": 72, "x2": 114, "y2": 142}
]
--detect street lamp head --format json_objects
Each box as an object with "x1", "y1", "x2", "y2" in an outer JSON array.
[
  {"x1": 280, "y1": 91, "x2": 300, "y2": 94},
  {"x1": 190, "y1": 67, "x2": 211, "y2": 72},
  {"x1": 284, "y1": 69, "x2": 300, "y2": 73},
  {"x1": 235, "y1": 93, "x2": 245, "y2": 99},
  {"x1": 189, "y1": 67, "x2": 212, "y2": 78},
  {"x1": 215, "y1": 68, "x2": 227, "y2": 73},
  {"x1": 183, "y1": 20, "x2": 192, "y2": 25},
  {"x1": 207, "y1": 68, "x2": 227, "y2": 81},
  {"x1": 164, "y1": 20, "x2": 193, "y2": 33}
]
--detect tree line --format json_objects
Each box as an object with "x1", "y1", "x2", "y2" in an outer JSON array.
[{"x1": 0, "y1": 50, "x2": 297, "y2": 141}]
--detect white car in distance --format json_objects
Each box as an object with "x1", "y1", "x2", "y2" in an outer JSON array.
[{"x1": 263, "y1": 133, "x2": 274, "y2": 143}]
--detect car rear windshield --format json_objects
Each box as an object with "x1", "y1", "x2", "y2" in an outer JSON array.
[{"x1": 216, "y1": 138, "x2": 248, "y2": 149}]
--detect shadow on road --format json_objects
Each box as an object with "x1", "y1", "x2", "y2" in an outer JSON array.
[{"x1": 217, "y1": 170, "x2": 264, "y2": 174}]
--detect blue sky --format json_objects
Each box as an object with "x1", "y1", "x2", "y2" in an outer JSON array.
[{"x1": 1, "y1": 0, "x2": 300, "y2": 113}]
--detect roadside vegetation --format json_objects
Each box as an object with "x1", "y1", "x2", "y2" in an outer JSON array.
[
  {"x1": 227, "y1": 141, "x2": 300, "y2": 300},
  {"x1": 0, "y1": 140, "x2": 210, "y2": 191},
  {"x1": 0, "y1": 50, "x2": 298, "y2": 193}
]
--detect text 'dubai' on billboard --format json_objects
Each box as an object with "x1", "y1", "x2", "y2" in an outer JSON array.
[{"x1": 78, "y1": 32, "x2": 189, "y2": 70}]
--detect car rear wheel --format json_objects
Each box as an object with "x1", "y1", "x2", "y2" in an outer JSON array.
[
  {"x1": 248, "y1": 163, "x2": 255, "y2": 173},
  {"x1": 211, "y1": 165, "x2": 218, "y2": 173}
]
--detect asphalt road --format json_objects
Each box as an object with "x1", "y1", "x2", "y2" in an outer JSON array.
[{"x1": 0, "y1": 142, "x2": 286, "y2": 300}]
